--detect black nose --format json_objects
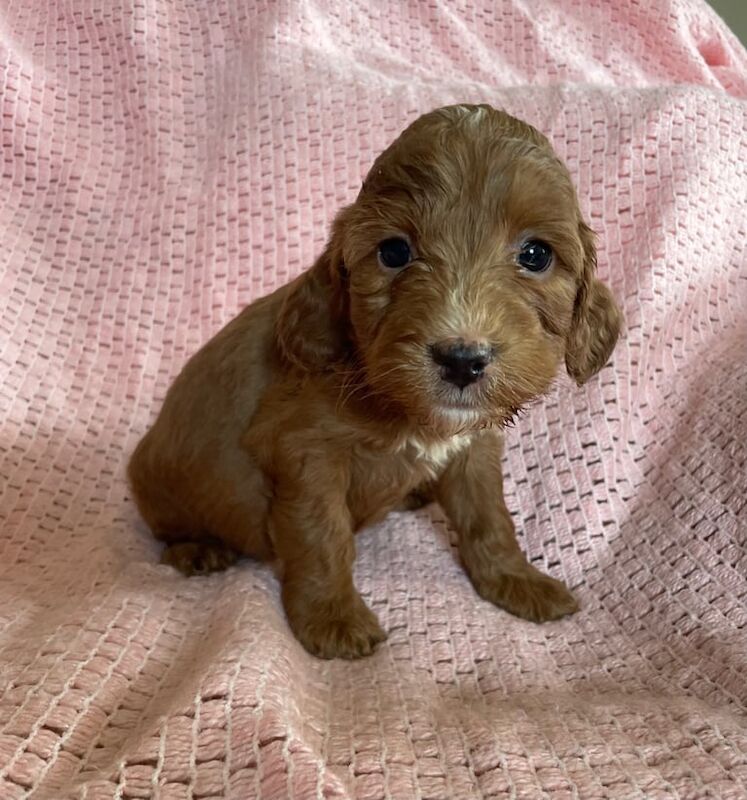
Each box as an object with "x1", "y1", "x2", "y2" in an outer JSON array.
[{"x1": 430, "y1": 340, "x2": 494, "y2": 389}]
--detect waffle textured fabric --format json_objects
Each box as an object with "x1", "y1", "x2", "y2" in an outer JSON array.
[{"x1": 1, "y1": 1, "x2": 746, "y2": 798}]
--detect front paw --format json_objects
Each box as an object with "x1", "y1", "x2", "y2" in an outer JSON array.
[
  {"x1": 473, "y1": 565, "x2": 578, "y2": 622},
  {"x1": 286, "y1": 594, "x2": 387, "y2": 659}
]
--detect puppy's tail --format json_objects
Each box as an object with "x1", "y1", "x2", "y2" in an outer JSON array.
[{"x1": 160, "y1": 538, "x2": 239, "y2": 576}]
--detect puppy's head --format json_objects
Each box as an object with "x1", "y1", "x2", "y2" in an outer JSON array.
[{"x1": 277, "y1": 104, "x2": 621, "y2": 432}]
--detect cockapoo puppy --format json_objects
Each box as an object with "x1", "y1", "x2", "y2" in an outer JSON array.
[{"x1": 129, "y1": 104, "x2": 621, "y2": 659}]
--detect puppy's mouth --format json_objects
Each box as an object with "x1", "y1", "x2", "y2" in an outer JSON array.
[
  {"x1": 431, "y1": 374, "x2": 490, "y2": 411},
  {"x1": 435, "y1": 400, "x2": 480, "y2": 411},
  {"x1": 431, "y1": 386, "x2": 484, "y2": 412},
  {"x1": 430, "y1": 404, "x2": 483, "y2": 428},
  {"x1": 428, "y1": 371, "x2": 528, "y2": 430},
  {"x1": 430, "y1": 397, "x2": 519, "y2": 429}
]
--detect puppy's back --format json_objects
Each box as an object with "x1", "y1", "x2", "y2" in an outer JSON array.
[{"x1": 127, "y1": 284, "x2": 287, "y2": 550}]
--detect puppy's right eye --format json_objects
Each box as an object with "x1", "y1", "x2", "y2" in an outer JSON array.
[{"x1": 377, "y1": 238, "x2": 412, "y2": 269}]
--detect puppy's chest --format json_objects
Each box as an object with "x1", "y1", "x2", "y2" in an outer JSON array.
[
  {"x1": 400, "y1": 435, "x2": 471, "y2": 473},
  {"x1": 348, "y1": 433, "x2": 471, "y2": 529}
]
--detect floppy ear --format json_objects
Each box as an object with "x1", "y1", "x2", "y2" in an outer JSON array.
[
  {"x1": 565, "y1": 222, "x2": 623, "y2": 385},
  {"x1": 275, "y1": 229, "x2": 349, "y2": 371}
]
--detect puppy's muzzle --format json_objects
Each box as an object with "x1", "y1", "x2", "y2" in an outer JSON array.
[{"x1": 430, "y1": 339, "x2": 495, "y2": 389}]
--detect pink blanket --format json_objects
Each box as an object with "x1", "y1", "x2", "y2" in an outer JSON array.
[{"x1": 1, "y1": 1, "x2": 746, "y2": 798}]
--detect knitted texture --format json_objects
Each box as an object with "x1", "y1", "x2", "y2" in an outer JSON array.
[{"x1": 1, "y1": 1, "x2": 746, "y2": 798}]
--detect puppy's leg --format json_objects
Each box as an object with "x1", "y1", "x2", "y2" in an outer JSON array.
[
  {"x1": 271, "y1": 466, "x2": 386, "y2": 659},
  {"x1": 437, "y1": 431, "x2": 578, "y2": 622}
]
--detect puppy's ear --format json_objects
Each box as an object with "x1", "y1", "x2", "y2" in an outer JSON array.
[
  {"x1": 275, "y1": 227, "x2": 348, "y2": 371},
  {"x1": 565, "y1": 222, "x2": 622, "y2": 385}
]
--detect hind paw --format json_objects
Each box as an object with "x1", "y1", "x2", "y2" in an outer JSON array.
[{"x1": 161, "y1": 540, "x2": 238, "y2": 576}]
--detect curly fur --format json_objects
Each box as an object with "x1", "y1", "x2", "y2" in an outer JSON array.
[{"x1": 128, "y1": 104, "x2": 622, "y2": 659}]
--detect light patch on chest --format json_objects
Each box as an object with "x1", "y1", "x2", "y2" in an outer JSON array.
[{"x1": 405, "y1": 433, "x2": 472, "y2": 472}]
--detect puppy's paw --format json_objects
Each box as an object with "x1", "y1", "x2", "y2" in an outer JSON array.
[
  {"x1": 161, "y1": 540, "x2": 238, "y2": 576},
  {"x1": 288, "y1": 596, "x2": 387, "y2": 659},
  {"x1": 474, "y1": 566, "x2": 578, "y2": 622}
]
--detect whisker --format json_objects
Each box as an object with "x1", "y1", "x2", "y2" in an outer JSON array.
[{"x1": 335, "y1": 362, "x2": 413, "y2": 411}]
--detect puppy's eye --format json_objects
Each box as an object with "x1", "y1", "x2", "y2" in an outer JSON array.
[
  {"x1": 377, "y1": 237, "x2": 412, "y2": 269},
  {"x1": 517, "y1": 239, "x2": 553, "y2": 273}
]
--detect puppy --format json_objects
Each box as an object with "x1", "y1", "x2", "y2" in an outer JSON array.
[{"x1": 128, "y1": 104, "x2": 621, "y2": 659}]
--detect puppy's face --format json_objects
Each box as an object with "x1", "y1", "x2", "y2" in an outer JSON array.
[{"x1": 278, "y1": 105, "x2": 621, "y2": 433}]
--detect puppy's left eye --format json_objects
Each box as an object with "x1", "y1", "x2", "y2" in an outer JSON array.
[
  {"x1": 377, "y1": 237, "x2": 412, "y2": 269},
  {"x1": 517, "y1": 239, "x2": 553, "y2": 273}
]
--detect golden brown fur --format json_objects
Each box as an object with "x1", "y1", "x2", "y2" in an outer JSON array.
[{"x1": 128, "y1": 104, "x2": 622, "y2": 659}]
